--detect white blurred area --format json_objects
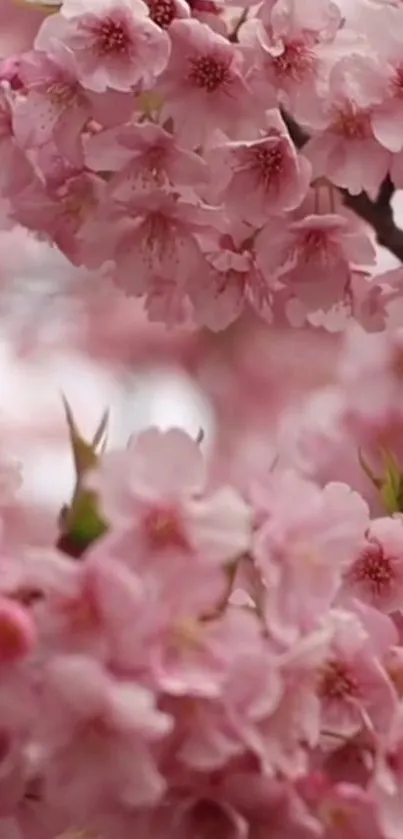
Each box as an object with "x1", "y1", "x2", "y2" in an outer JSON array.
[
  {"x1": 1, "y1": 191, "x2": 402, "y2": 512},
  {"x1": 0, "y1": 228, "x2": 215, "y2": 511},
  {"x1": 0, "y1": 342, "x2": 214, "y2": 509}
]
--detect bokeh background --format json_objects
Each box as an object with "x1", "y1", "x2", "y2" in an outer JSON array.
[{"x1": 2, "y1": 190, "x2": 403, "y2": 513}]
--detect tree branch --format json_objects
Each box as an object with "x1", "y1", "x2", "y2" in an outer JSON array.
[{"x1": 281, "y1": 110, "x2": 403, "y2": 264}]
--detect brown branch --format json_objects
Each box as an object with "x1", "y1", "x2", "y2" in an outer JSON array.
[
  {"x1": 229, "y1": 8, "x2": 248, "y2": 42},
  {"x1": 281, "y1": 110, "x2": 403, "y2": 264}
]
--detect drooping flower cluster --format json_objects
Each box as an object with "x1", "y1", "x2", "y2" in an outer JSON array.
[
  {"x1": 4, "y1": 0, "x2": 403, "y2": 837},
  {"x1": 1, "y1": 0, "x2": 403, "y2": 331}
]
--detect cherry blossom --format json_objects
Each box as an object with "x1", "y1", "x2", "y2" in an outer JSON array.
[
  {"x1": 343, "y1": 517, "x2": 403, "y2": 613},
  {"x1": 255, "y1": 212, "x2": 376, "y2": 315},
  {"x1": 35, "y1": 0, "x2": 171, "y2": 92},
  {"x1": 157, "y1": 19, "x2": 255, "y2": 147},
  {"x1": 88, "y1": 426, "x2": 252, "y2": 566},
  {"x1": 207, "y1": 109, "x2": 312, "y2": 225}
]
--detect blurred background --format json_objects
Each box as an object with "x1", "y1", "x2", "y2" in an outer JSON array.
[{"x1": 2, "y1": 191, "x2": 403, "y2": 514}]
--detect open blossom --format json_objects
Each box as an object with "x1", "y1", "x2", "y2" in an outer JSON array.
[
  {"x1": 157, "y1": 19, "x2": 255, "y2": 147},
  {"x1": 188, "y1": 238, "x2": 275, "y2": 330},
  {"x1": 13, "y1": 168, "x2": 106, "y2": 267},
  {"x1": 89, "y1": 427, "x2": 252, "y2": 566},
  {"x1": 35, "y1": 0, "x2": 171, "y2": 92},
  {"x1": 85, "y1": 121, "x2": 209, "y2": 194},
  {"x1": 252, "y1": 469, "x2": 369, "y2": 642},
  {"x1": 304, "y1": 55, "x2": 391, "y2": 197},
  {"x1": 316, "y1": 609, "x2": 397, "y2": 739},
  {"x1": 207, "y1": 109, "x2": 312, "y2": 225},
  {"x1": 11, "y1": 49, "x2": 133, "y2": 165},
  {"x1": 342, "y1": 517, "x2": 403, "y2": 613},
  {"x1": 255, "y1": 213, "x2": 376, "y2": 313},
  {"x1": 11, "y1": 49, "x2": 91, "y2": 166},
  {"x1": 36, "y1": 654, "x2": 173, "y2": 817},
  {"x1": 239, "y1": 11, "x2": 329, "y2": 121},
  {"x1": 112, "y1": 188, "x2": 218, "y2": 296}
]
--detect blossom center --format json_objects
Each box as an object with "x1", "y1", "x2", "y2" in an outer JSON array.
[
  {"x1": 142, "y1": 505, "x2": 189, "y2": 551},
  {"x1": 271, "y1": 39, "x2": 316, "y2": 82},
  {"x1": 351, "y1": 542, "x2": 393, "y2": 594},
  {"x1": 318, "y1": 659, "x2": 357, "y2": 700},
  {"x1": 189, "y1": 55, "x2": 230, "y2": 92},
  {"x1": 48, "y1": 81, "x2": 77, "y2": 107},
  {"x1": 331, "y1": 103, "x2": 371, "y2": 139},
  {"x1": 148, "y1": 0, "x2": 176, "y2": 28},
  {"x1": 301, "y1": 229, "x2": 330, "y2": 260},
  {"x1": 251, "y1": 144, "x2": 284, "y2": 182},
  {"x1": 94, "y1": 18, "x2": 130, "y2": 55}
]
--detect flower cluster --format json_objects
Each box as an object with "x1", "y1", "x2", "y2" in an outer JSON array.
[
  {"x1": 3, "y1": 0, "x2": 403, "y2": 837},
  {"x1": 1, "y1": 392, "x2": 403, "y2": 839},
  {"x1": 0, "y1": 0, "x2": 403, "y2": 331}
]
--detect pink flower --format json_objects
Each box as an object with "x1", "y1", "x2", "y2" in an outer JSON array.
[
  {"x1": 252, "y1": 470, "x2": 369, "y2": 642},
  {"x1": 89, "y1": 427, "x2": 252, "y2": 566},
  {"x1": 317, "y1": 609, "x2": 396, "y2": 738},
  {"x1": 37, "y1": 654, "x2": 172, "y2": 816},
  {"x1": 12, "y1": 49, "x2": 90, "y2": 166},
  {"x1": 240, "y1": 17, "x2": 326, "y2": 121},
  {"x1": 207, "y1": 109, "x2": 311, "y2": 225},
  {"x1": 366, "y1": 13, "x2": 403, "y2": 153},
  {"x1": 12, "y1": 49, "x2": 133, "y2": 165},
  {"x1": 255, "y1": 213, "x2": 376, "y2": 317},
  {"x1": 342, "y1": 517, "x2": 403, "y2": 613},
  {"x1": 157, "y1": 19, "x2": 254, "y2": 147},
  {"x1": 248, "y1": 627, "x2": 330, "y2": 778},
  {"x1": 35, "y1": 0, "x2": 171, "y2": 92},
  {"x1": 112, "y1": 189, "x2": 217, "y2": 297},
  {"x1": 188, "y1": 241, "x2": 275, "y2": 331},
  {"x1": 304, "y1": 56, "x2": 391, "y2": 197},
  {"x1": 13, "y1": 168, "x2": 106, "y2": 267},
  {"x1": 85, "y1": 121, "x2": 209, "y2": 195}
]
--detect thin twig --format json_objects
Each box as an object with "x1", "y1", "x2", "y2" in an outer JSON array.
[{"x1": 229, "y1": 8, "x2": 248, "y2": 42}]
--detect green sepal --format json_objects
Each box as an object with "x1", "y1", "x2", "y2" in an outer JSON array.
[
  {"x1": 57, "y1": 397, "x2": 109, "y2": 558},
  {"x1": 379, "y1": 448, "x2": 403, "y2": 515},
  {"x1": 358, "y1": 447, "x2": 403, "y2": 515}
]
